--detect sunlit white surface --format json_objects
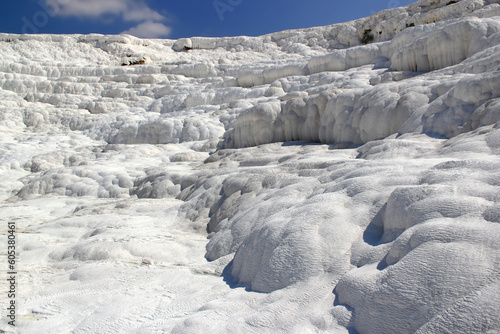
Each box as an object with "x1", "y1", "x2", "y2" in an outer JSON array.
[{"x1": 1, "y1": 0, "x2": 500, "y2": 332}]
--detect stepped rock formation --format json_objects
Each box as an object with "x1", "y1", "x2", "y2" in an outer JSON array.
[{"x1": 1, "y1": 0, "x2": 500, "y2": 332}]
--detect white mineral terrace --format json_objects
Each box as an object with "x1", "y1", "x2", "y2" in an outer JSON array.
[{"x1": 1, "y1": 0, "x2": 500, "y2": 332}]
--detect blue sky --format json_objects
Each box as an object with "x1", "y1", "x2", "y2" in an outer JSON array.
[{"x1": 1, "y1": 0, "x2": 414, "y2": 39}]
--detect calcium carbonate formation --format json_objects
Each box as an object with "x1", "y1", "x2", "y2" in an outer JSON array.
[{"x1": 1, "y1": 0, "x2": 500, "y2": 333}]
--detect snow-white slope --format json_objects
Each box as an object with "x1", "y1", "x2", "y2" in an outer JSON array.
[{"x1": 1, "y1": 0, "x2": 500, "y2": 333}]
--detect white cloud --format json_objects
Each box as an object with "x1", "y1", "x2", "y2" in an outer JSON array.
[
  {"x1": 122, "y1": 5, "x2": 164, "y2": 22},
  {"x1": 44, "y1": 0, "x2": 172, "y2": 38},
  {"x1": 121, "y1": 21, "x2": 172, "y2": 38},
  {"x1": 45, "y1": 0, "x2": 165, "y2": 22}
]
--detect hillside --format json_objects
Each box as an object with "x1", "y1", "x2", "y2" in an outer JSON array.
[{"x1": 1, "y1": 0, "x2": 500, "y2": 332}]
